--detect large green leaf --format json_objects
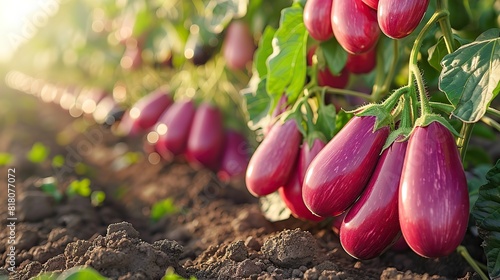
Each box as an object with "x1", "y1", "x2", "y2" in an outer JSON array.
[
  {"x1": 320, "y1": 38, "x2": 347, "y2": 75},
  {"x1": 439, "y1": 28, "x2": 500, "y2": 123},
  {"x1": 266, "y1": 5, "x2": 308, "y2": 104},
  {"x1": 254, "y1": 26, "x2": 276, "y2": 78},
  {"x1": 471, "y1": 160, "x2": 500, "y2": 279}
]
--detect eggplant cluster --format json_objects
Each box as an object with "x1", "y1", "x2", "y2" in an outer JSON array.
[
  {"x1": 6, "y1": 71, "x2": 250, "y2": 182},
  {"x1": 116, "y1": 91, "x2": 250, "y2": 181},
  {"x1": 304, "y1": 0, "x2": 430, "y2": 54},
  {"x1": 246, "y1": 113, "x2": 469, "y2": 260}
]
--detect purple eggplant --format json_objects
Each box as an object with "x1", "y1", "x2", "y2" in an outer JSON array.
[
  {"x1": 279, "y1": 138, "x2": 326, "y2": 221},
  {"x1": 377, "y1": 0, "x2": 430, "y2": 39},
  {"x1": 217, "y1": 130, "x2": 250, "y2": 182},
  {"x1": 340, "y1": 140, "x2": 407, "y2": 260},
  {"x1": 185, "y1": 103, "x2": 225, "y2": 171},
  {"x1": 246, "y1": 119, "x2": 302, "y2": 197},
  {"x1": 399, "y1": 122, "x2": 469, "y2": 258},
  {"x1": 118, "y1": 89, "x2": 173, "y2": 136},
  {"x1": 303, "y1": 116, "x2": 389, "y2": 217},
  {"x1": 155, "y1": 100, "x2": 196, "y2": 159}
]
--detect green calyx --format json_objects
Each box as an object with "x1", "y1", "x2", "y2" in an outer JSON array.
[
  {"x1": 350, "y1": 86, "x2": 408, "y2": 132},
  {"x1": 413, "y1": 113, "x2": 461, "y2": 137}
]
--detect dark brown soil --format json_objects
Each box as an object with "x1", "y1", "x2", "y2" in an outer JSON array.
[{"x1": 0, "y1": 89, "x2": 488, "y2": 280}]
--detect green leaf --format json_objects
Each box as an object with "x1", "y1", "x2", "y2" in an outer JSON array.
[
  {"x1": 91, "y1": 191, "x2": 106, "y2": 207},
  {"x1": 27, "y1": 142, "x2": 49, "y2": 163},
  {"x1": 59, "y1": 266, "x2": 107, "y2": 279},
  {"x1": 242, "y1": 76, "x2": 271, "y2": 130},
  {"x1": 439, "y1": 28, "x2": 500, "y2": 123},
  {"x1": 205, "y1": 0, "x2": 248, "y2": 33},
  {"x1": 0, "y1": 153, "x2": 13, "y2": 166},
  {"x1": 52, "y1": 155, "x2": 65, "y2": 168},
  {"x1": 67, "y1": 178, "x2": 92, "y2": 198},
  {"x1": 320, "y1": 38, "x2": 348, "y2": 75},
  {"x1": 151, "y1": 198, "x2": 178, "y2": 222},
  {"x1": 467, "y1": 164, "x2": 492, "y2": 212},
  {"x1": 315, "y1": 97, "x2": 337, "y2": 141},
  {"x1": 335, "y1": 110, "x2": 353, "y2": 133},
  {"x1": 428, "y1": 36, "x2": 468, "y2": 72},
  {"x1": 254, "y1": 26, "x2": 276, "y2": 77},
  {"x1": 266, "y1": 5, "x2": 308, "y2": 104},
  {"x1": 471, "y1": 160, "x2": 500, "y2": 279}
]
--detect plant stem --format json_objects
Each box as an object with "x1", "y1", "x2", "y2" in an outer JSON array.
[
  {"x1": 315, "y1": 86, "x2": 373, "y2": 102},
  {"x1": 458, "y1": 123, "x2": 474, "y2": 162},
  {"x1": 436, "y1": 0, "x2": 456, "y2": 53},
  {"x1": 456, "y1": 246, "x2": 489, "y2": 280},
  {"x1": 407, "y1": 11, "x2": 448, "y2": 116},
  {"x1": 486, "y1": 107, "x2": 500, "y2": 118},
  {"x1": 482, "y1": 116, "x2": 500, "y2": 132}
]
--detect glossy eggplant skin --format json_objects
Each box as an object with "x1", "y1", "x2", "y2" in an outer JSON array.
[
  {"x1": 119, "y1": 90, "x2": 173, "y2": 136},
  {"x1": 246, "y1": 120, "x2": 302, "y2": 197},
  {"x1": 217, "y1": 130, "x2": 250, "y2": 182},
  {"x1": 362, "y1": 0, "x2": 379, "y2": 10},
  {"x1": 155, "y1": 100, "x2": 196, "y2": 159},
  {"x1": 399, "y1": 122, "x2": 469, "y2": 258},
  {"x1": 223, "y1": 21, "x2": 255, "y2": 70},
  {"x1": 331, "y1": 0, "x2": 380, "y2": 54},
  {"x1": 279, "y1": 139, "x2": 326, "y2": 221},
  {"x1": 304, "y1": 0, "x2": 334, "y2": 41},
  {"x1": 377, "y1": 0, "x2": 430, "y2": 39},
  {"x1": 340, "y1": 140, "x2": 408, "y2": 260},
  {"x1": 186, "y1": 103, "x2": 225, "y2": 171},
  {"x1": 303, "y1": 116, "x2": 389, "y2": 217}
]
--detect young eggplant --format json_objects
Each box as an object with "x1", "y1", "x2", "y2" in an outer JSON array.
[
  {"x1": 217, "y1": 130, "x2": 250, "y2": 182},
  {"x1": 303, "y1": 116, "x2": 389, "y2": 217},
  {"x1": 246, "y1": 119, "x2": 302, "y2": 197},
  {"x1": 399, "y1": 121, "x2": 469, "y2": 258},
  {"x1": 377, "y1": 0, "x2": 430, "y2": 39},
  {"x1": 279, "y1": 138, "x2": 326, "y2": 221},
  {"x1": 185, "y1": 103, "x2": 225, "y2": 171},
  {"x1": 118, "y1": 89, "x2": 173, "y2": 136},
  {"x1": 155, "y1": 100, "x2": 196, "y2": 159},
  {"x1": 340, "y1": 140, "x2": 408, "y2": 260}
]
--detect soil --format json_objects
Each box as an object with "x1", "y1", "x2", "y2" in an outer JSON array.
[{"x1": 0, "y1": 88, "x2": 492, "y2": 280}]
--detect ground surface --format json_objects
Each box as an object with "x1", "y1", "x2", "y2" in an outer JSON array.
[{"x1": 0, "y1": 88, "x2": 491, "y2": 280}]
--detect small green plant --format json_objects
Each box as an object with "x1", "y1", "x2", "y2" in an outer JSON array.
[
  {"x1": 66, "y1": 178, "x2": 92, "y2": 197},
  {"x1": 151, "y1": 198, "x2": 178, "y2": 222},
  {"x1": 27, "y1": 142, "x2": 49, "y2": 163},
  {"x1": 38, "y1": 177, "x2": 63, "y2": 203},
  {"x1": 51, "y1": 155, "x2": 65, "y2": 168},
  {"x1": 0, "y1": 152, "x2": 13, "y2": 166},
  {"x1": 91, "y1": 191, "x2": 106, "y2": 207},
  {"x1": 30, "y1": 266, "x2": 107, "y2": 280},
  {"x1": 162, "y1": 267, "x2": 196, "y2": 280}
]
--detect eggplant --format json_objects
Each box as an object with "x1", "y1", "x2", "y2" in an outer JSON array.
[
  {"x1": 362, "y1": 0, "x2": 379, "y2": 10},
  {"x1": 223, "y1": 21, "x2": 255, "y2": 70},
  {"x1": 246, "y1": 119, "x2": 302, "y2": 197},
  {"x1": 340, "y1": 140, "x2": 408, "y2": 260},
  {"x1": 217, "y1": 130, "x2": 250, "y2": 182},
  {"x1": 279, "y1": 138, "x2": 326, "y2": 221},
  {"x1": 118, "y1": 89, "x2": 173, "y2": 136},
  {"x1": 399, "y1": 121, "x2": 469, "y2": 258},
  {"x1": 331, "y1": 0, "x2": 380, "y2": 54},
  {"x1": 303, "y1": 0, "x2": 334, "y2": 41},
  {"x1": 155, "y1": 100, "x2": 196, "y2": 159},
  {"x1": 186, "y1": 103, "x2": 225, "y2": 170},
  {"x1": 377, "y1": 0, "x2": 430, "y2": 39},
  {"x1": 303, "y1": 116, "x2": 389, "y2": 217}
]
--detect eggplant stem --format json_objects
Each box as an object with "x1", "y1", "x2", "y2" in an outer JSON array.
[
  {"x1": 481, "y1": 116, "x2": 500, "y2": 132},
  {"x1": 456, "y1": 246, "x2": 489, "y2": 280},
  {"x1": 458, "y1": 122, "x2": 474, "y2": 162},
  {"x1": 436, "y1": 0, "x2": 457, "y2": 53}
]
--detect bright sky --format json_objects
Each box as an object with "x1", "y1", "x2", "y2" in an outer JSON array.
[{"x1": 0, "y1": 0, "x2": 58, "y2": 62}]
